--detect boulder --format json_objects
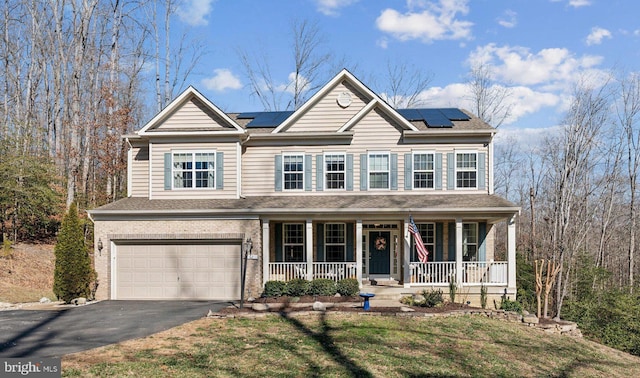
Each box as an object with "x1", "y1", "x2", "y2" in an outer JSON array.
[
  {"x1": 252, "y1": 303, "x2": 269, "y2": 311},
  {"x1": 522, "y1": 314, "x2": 539, "y2": 324},
  {"x1": 39, "y1": 297, "x2": 51, "y2": 304},
  {"x1": 400, "y1": 306, "x2": 415, "y2": 312},
  {"x1": 71, "y1": 297, "x2": 87, "y2": 306},
  {"x1": 312, "y1": 301, "x2": 326, "y2": 311}
]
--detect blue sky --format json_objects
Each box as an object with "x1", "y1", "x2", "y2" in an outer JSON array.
[{"x1": 169, "y1": 0, "x2": 640, "y2": 139}]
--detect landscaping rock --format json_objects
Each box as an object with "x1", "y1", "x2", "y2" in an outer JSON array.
[
  {"x1": 39, "y1": 297, "x2": 51, "y2": 303},
  {"x1": 313, "y1": 301, "x2": 326, "y2": 311},
  {"x1": 400, "y1": 306, "x2": 415, "y2": 312},
  {"x1": 522, "y1": 314, "x2": 539, "y2": 325},
  {"x1": 334, "y1": 293, "x2": 341, "y2": 297},
  {"x1": 71, "y1": 297, "x2": 86, "y2": 306},
  {"x1": 252, "y1": 303, "x2": 269, "y2": 311}
]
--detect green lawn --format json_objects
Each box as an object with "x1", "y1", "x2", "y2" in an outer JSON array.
[{"x1": 63, "y1": 313, "x2": 640, "y2": 377}]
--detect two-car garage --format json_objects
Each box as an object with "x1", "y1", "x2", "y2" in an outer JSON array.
[{"x1": 112, "y1": 241, "x2": 241, "y2": 300}]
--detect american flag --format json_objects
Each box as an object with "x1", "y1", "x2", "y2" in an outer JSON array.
[{"x1": 409, "y1": 217, "x2": 429, "y2": 263}]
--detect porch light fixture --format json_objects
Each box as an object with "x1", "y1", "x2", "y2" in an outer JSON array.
[
  {"x1": 240, "y1": 237, "x2": 253, "y2": 309},
  {"x1": 97, "y1": 239, "x2": 103, "y2": 256}
]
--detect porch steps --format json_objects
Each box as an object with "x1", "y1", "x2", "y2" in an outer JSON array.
[{"x1": 360, "y1": 284, "x2": 414, "y2": 301}]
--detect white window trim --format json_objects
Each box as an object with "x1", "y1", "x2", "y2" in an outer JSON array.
[
  {"x1": 324, "y1": 152, "x2": 346, "y2": 191},
  {"x1": 282, "y1": 153, "x2": 305, "y2": 191},
  {"x1": 462, "y1": 222, "x2": 478, "y2": 262},
  {"x1": 454, "y1": 150, "x2": 478, "y2": 190},
  {"x1": 412, "y1": 151, "x2": 436, "y2": 190},
  {"x1": 325, "y1": 222, "x2": 347, "y2": 262},
  {"x1": 283, "y1": 223, "x2": 305, "y2": 262},
  {"x1": 171, "y1": 150, "x2": 216, "y2": 190},
  {"x1": 367, "y1": 151, "x2": 390, "y2": 191}
]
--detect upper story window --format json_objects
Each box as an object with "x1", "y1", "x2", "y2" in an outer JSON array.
[
  {"x1": 325, "y1": 223, "x2": 346, "y2": 262},
  {"x1": 325, "y1": 153, "x2": 345, "y2": 190},
  {"x1": 368, "y1": 152, "x2": 390, "y2": 189},
  {"x1": 412, "y1": 223, "x2": 435, "y2": 262},
  {"x1": 284, "y1": 223, "x2": 305, "y2": 262},
  {"x1": 456, "y1": 152, "x2": 477, "y2": 189},
  {"x1": 172, "y1": 151, "x2": 215, "y2": 189},
  {"x1": 462, "y1": 223, "x2": 478, "y2": 261},
  {"x1": 413, "y1": 153, "x2": 434, "y2": 189},
  {"x1": 283, "y1": 154, "x2": 304, "y2": 190}
]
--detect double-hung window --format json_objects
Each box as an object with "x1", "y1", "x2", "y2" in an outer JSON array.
[
  {"x1": 283, "y1": 223, "x2": 305, "y2": 262},
  {"x1": 325, "y1": 153, "x2": 345, "y2": 190},
  {"x1": 283, "y1": 154, "x2": 304, "y2": 190},
  {"x1": 456, "y1": 152, "x2": 477, "y2": 189},
  {"x1": 325, "y1": 223, "x2": 346, "y2": 262},
  {"x1": 462, "y1": 223, "x2": 478, "y2": 261},
  {"x1": 413, "y1": 223, "x2": 435, "y2": 262},
  {"x1": 368, "y1": 152, "x2": 390, "y2": 189},
  {"x1": 172, "y1": 151, "x2": 215, "y2": 189},
  {"x1": 413, "y1": 153, "x2": 435, "y2": 189}
]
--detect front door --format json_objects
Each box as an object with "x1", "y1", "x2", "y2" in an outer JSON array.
[{"x1": 369, "y1": 231, "x2": 390, "y2": 274}]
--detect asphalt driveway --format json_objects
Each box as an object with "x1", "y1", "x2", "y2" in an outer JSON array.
[{"x1": 0, "y1": 300, "x2": 229, "y2": 358}]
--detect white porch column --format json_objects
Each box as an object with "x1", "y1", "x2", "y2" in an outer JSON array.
[
  {"x1": 507, "y1": 214, "x2": 517, "y2": 292},
  {"x1": 356, "y1": 220, "x2": 363, "y2": 288},
  {"x1": 403, "y1": 218, "x2": 411, "y2": 288},
  {"x1": 262, "y1": 219, "x2": 270, "y2": 286},
  {"x1": 455, "y1": 218, "x2": 463, "y2": 286},
  {"x1": 306, "y1": 219, "x2": 313, "y2": 281}
]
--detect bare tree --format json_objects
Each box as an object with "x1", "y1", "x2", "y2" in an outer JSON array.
[
  {"x1": 542, "y1": 80, "x2": 610, "y2": 320},
  {"x1": 465, "y1": 62, "x2": 513, "y2": 128},
  {"x1": 377, "y1": 59, "x2": 433, "y2": 108},
  {"x1": 614, "y1": 70, "x2": 640, "y2": 291},
  {"x1": 238, "y1": 19, "x2": 331, "y2": 111}
]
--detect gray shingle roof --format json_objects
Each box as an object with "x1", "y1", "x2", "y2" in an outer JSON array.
[{"x1": 90, "y1": 194, "x2": 518, "y2": 219}]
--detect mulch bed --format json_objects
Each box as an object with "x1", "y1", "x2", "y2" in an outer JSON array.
[{"x1": 218, "y1": 295, "x2": 480, "y2": 315}]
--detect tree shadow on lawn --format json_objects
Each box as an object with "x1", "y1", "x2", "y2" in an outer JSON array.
[{"x1": 280, "y1": 310, "x2": 374, "y2": 378}]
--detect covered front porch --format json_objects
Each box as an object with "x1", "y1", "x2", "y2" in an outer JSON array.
[{"x1": 261, "y1": 214, "x2": 518, "y2": 295}]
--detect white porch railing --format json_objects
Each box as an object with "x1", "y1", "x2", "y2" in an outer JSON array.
[
  {"x1": 462, "y1": 261, "x2": 507, "y2": 284},
  {"x1": 409, "y1": 261, "x2": 508, "y2": 285},
  {"x1": 409, "y1": 262, "x2": 455, "y2": 284},
  {"x1": 313, "y1": 262, "x2": 357, "y2": 281},
  {"x1": 268, "y1": 262, "x2": 357, "y2": 282},
  {"x1": 268, "y1": 262, "x2": 307, "y2": 282}
]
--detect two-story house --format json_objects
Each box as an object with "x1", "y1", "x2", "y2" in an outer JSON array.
[{"x1": 89, "y1": 69, "x2": 519, "y2": 305}]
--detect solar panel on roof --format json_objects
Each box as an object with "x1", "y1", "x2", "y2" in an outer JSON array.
[
  {"x1": 419, "y1": 109, "x2": 454, "y2": 127},
  {"x1": 439, "y1": 108, "x2": 470, "y2": 121},
  {"x1": 397, "y1": 109, "x2": 422, "y2": 121},
  {"x1": 246, "y1": 111, "x2": 294, "y2": 127}
]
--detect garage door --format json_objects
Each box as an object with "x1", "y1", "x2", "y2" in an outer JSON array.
[{"x1": 114, "y1": 242, "x2": 241, "y2": 300}]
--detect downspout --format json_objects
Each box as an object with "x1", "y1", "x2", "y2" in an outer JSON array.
[{"x1": 125, "y1": 137, "x2": 133, "y2": 198}]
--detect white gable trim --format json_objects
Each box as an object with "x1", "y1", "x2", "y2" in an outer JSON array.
[
  {"x1": 336, "y1": 99, "x2": 419, "y2": 133},
  {"x1": 138, "y1": 86, "x2": 244, "y2": 136},
  {"x1": 272, "y1": 69, "x2": 418, "y2": 134}
]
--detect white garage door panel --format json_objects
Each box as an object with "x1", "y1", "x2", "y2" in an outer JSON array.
[{"x1": 115, "y1": 242, "x2": 241, "y2": 300}]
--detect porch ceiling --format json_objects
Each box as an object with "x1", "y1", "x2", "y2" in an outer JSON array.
[{"x1": 89, "y1": 194, "x2": 519, "y2": 223}]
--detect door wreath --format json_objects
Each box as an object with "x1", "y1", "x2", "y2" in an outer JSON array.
[{"x1": 374, "y1": 236, "x2": 387, "y2": 251}]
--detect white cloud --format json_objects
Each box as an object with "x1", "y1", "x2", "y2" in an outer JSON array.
[
  {"x1": 177, "y1": 0, "x2": 215, "y2": 26},
  {"x1": 497, "y1": 10, "x2": 517, "y2": 28},
  {"x1": 375, "y1": 0, "x2": 473, "y2": 43},
  {"x1": 201, "y1": 69, "x2": 242, "y2": 92},
  {"x1": 568, "y1": 0, "x2": 591, "y2": 7},
  {"x1": 275, "y1": 72, "x2": 311, "y2": 94},
  {"x1": 586, "y1": 27, "x2": 612, "y2": 45},
  {"x1": 314, "y1": 0, "x2": 359, "y2": 16},
  {"x1": 494, "y1": 125, "x2": 563, "y2": 147},
  {"x1": 413, "y1": 83, "x2": 559, "y2": 126},
  {"x1": 467, "y1": 44, "x2": 605, "y2": 90}
]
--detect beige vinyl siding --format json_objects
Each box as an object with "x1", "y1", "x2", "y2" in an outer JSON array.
[
  {"x1": 130, "y1": 145, "x2": 149, "y2": 197},
  {"x1": 150, "y1": 141, "x2": 238, "y2": 199},
  {"x1": 286, "y1": 81, "x2": 371, "y2": 132},
  {"x1": 154, "y1": 97, "x2": 232, "y2": 131},
  {"x1": 241, "y1": 106, "x2": 489, "y2": 196}
]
